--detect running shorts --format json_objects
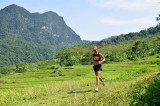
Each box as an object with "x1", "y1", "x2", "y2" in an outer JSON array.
[{"x1": 93, "y1": 64, "x2": 102, "y2": 72}]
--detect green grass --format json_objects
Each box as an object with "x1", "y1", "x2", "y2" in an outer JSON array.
[{"x1": 0, "y1": 55, "x2": 159, "y2": 106}]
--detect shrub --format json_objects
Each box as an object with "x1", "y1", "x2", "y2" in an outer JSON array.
[
  {"x1": 0, "y1": 66, "x2": 15, "y2": 75},
  {"x1": 141, "y1": 74, "x2": 160, "y2": 105},
  {"x1": 130, "y1": 74, "x2": 160, "y2": 106},
  {"x1": 59, "y1": 60, "x2": 67, "y2": 67},
  {"x1": 66, "y1": 56, "x2": 79, "y2": 66},
  {"x1": 50, "y1": 65, "x2": 56, "y2": 69},
  {"x1": 15, "y1": 63, "x2": 27, "y2": 73},
  {"x1": 59, "y1": 56, "x2": 79, "y2": 66},
  {"x1": 47, "y1": 65, "x2": 56, "y2": 69}
]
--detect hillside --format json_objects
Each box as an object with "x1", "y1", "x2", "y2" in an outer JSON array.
[
  {"x1": 57, "y1": 33, "x2": 160, "y2": 66},
  {"x1": 98, "y1": 25, "x2": 160, "y2": 45},
  {"x1": 0, "y1": 4, "x2": 82, "y2": 67}
]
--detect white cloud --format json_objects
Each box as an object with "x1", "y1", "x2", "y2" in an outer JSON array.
[
  {"x1": 87, "y1": 0, "x2": 160, "y2": 12},
  {"x1": 100, "y1": 16, "x2": 157, "y2": 26}
]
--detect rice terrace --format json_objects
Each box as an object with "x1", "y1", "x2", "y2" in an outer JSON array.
[{"x1": 0, "y1": 54, "x2": 160, "y2": 105}]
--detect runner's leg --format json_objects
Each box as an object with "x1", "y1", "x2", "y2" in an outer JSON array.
[{"x1": 95, "y1": 71, "x2": 101, "y2": 88}]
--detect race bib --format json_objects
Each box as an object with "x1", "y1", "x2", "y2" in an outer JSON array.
[{"x1": 94, "y1": 56, "x2": 99, "y2": 60}]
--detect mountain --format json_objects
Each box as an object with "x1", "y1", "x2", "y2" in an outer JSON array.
[
  {"x1": 0, "y1": 4, "x2": 82, "y2": 67},
  {"x1": 101, "y1": 36, "x2": 118, "y2": 41},
  {"x1": 97, "y1": 25, "x2": 160, "y2": 45},
  {"x1": 82, "y1": 40, "x2": 92, "y2": 44}
]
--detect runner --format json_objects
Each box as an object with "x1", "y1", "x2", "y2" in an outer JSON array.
[{"x1": 89, "y1": 46, "x2": 106, "y2": 92}]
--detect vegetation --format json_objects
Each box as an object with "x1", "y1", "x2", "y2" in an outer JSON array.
[
  {"x1": 57, "y1": 33, "x2": 160, "y2": 66},
  {"x1": 0, "y1": 4, "x2": 82, "y2": 67},
  {"x1": 156, "y1": 14, "x2": 160, "y2": 21},
  {"x1": 0, "y1": 5, "x2": 160, "y2": 106},
  {"x1": 0, "y1": 5, "x2": 160, "y2": 68},
  {"x1": 56, "y1": 14, "x2": 160, "y2": 66},
  {"x1": 96, "y1": 25, "x2": 160, "y2": 45},
  {"x1": 130, "y1": 73, "x2": 160, "y2": 106},
  {"x1": 0, "y1": 55, "x2": 159, "y2": 105},
  {"x1": 0, "y1": 31, "x2": 159, "y2": 105}
]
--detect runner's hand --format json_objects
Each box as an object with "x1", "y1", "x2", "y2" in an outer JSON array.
[{"x1": 100, "y1": 61, "x2": 103, "y2": 64}]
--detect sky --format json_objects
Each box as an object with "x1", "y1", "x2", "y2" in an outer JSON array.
[{"x1": 0, "y1": 0, "x2": 160, "y2": 41}]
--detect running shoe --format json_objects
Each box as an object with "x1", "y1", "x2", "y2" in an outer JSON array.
[{"x1": 95, "y1": 88, "x2": 98, "y2": 92}]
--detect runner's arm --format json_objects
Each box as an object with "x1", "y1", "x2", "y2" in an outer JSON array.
[
  {"x1": 99, "y1": 53, "x2": 105, "y2": 63},
  {"x1": 89, "y1": 55, "x2": 93, "y2": 65}
]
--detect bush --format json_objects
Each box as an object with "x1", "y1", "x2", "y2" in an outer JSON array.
[
  {"x1": 0, "y1": 66, "x2": 15, "y2": 75},
  {"x1": 15, "y1": 63, "x2": 27, "y2": 73},
  {"x1": 130, "y1": 74, "x2": 160, "y2": 106},
  {"x1": 141, "y1": 74, "x2": 160, "y2": 105},
  {"x1": 59, "y1": 56, "x2": 79, "y2": 66},
  {"x1": 47, "y1": 65, "x2": 56, "y2": 69},
  {"x1": 80, "y1": 53, "x2": 91, "y2": 65},
  {"x1": 50, "y1": 65, "x2": 55, "y2": 69},
  {"x1": 59, "y1": 59, "x2": 68, "y2": 67},
  {"x1": 67, "y1": 56, "x2": 79, "y2": 66}
]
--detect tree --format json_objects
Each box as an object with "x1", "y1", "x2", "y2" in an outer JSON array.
[
  {"x1": 127, "y1": 40, "x2": 149, "y2": 60},
  {"x1": 156, "y1": 14, "x2": 160, "y2": 21}
]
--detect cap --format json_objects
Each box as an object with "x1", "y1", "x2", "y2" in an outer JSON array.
[{"x1": 93, "y1": 46, "x2": 98, "y2": 50}]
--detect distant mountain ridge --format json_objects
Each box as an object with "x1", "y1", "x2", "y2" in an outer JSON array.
[
  {"x1": 97, "y1": 25, "x2": 160, "y2": 45},
  {"x1": 101, "y1": 36, "x2": 118, "y2": 41},
  {"x1": 0, "y1": 4, "x2": 82, "y2": 67}
]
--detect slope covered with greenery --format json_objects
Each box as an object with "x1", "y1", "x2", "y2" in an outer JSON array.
[
  {"x1": 57, "y1": 33, "x2": 160, "y2": 66},
  {"x1": 98, "y1": 25, "x2": 160, "y2": 45},
  {"x1": 0, "y1": 4, "x2": 82, "y2": 67}
]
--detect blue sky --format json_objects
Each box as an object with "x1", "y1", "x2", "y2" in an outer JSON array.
[{"x1": 0, "y1": 0, "x2": 160, "y2": 41}]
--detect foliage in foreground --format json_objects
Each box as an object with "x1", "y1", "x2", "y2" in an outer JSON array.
[{"x1": 130, "y1": 73, "x2": 160, "y2": 106}]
